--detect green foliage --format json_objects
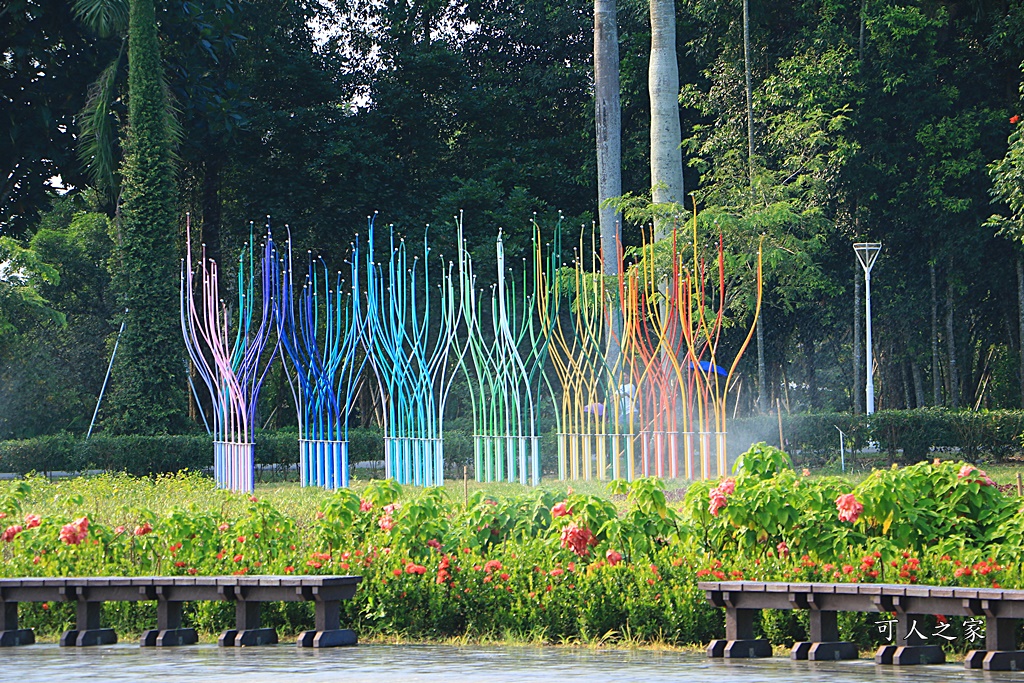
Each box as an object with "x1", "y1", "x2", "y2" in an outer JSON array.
[
  {"x1": 2, "y1": 458, "x2": 1023, "y2": 648},
  {"x1": 103, "y1": 0, "x2": 186, "y2": 435}
]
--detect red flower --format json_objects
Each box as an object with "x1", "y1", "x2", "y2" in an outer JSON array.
[
  {"x1": 233, "y1": 554, "x2": 243, "y2": 563},
  {"x1": 24, "y1": 514, "x2": 41, "y2": 529},
  {"x1": 174, "y1": 561, "x2": 187, "y2": 568},
  {"x1": 708, "y1": 489, "x2": 728, "y2": 517},
  {"x1": 835, "y1": 493, "x2": 863, "y2": 523},
  {"x1": 59, "y1": 517, "x2": 89, "y2": 545},
  {"x1": 169, "y1": 542, "x2": 182, "y2": 553},
  {"x1": 559, "y1": 523, "x2": 596, "y2": 556},
  {"x1": 499, "y1": 572, "x2": 510, "y2": 581},
  {"x1": 957, "y1": 464, "x2": 995, "y2": 486},
  {"x1": 549, "y1": 568, "x2": 564, "y2": 577},
  {"x1": 484, "y1": 560, "x2": 502, "y2": 573},
  {"x1": 1, "y1": 524, "x2": 23, "y2": 542},
  {"x1": 426, "y1": 539, "x2": 442, "y2": 550},
  {"x1": 236, "y1": 535, "x2": 246, "y2": 544},
  {"x1": 606, "y1": 550, "x2": 623, "y2": 566},
  {"x1": 1011, "y1": 115, "x2": 1020, "y2": 124},
  {"x1": 284, "y1": 566, "x2": 294, "y2": 574},
  {"x1": 134, "y1": 522, "x2": 153, "y2": 536},
  {"x1": 551, "y1": 502, "x2": 570, "y2": 518}
]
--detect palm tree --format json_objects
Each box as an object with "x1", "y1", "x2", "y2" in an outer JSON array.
[
  {"x1": 595, "y1": 0, "x2": 622, "y2": 371},
  {"x1": 648, "y1": 0, "x2": 683, "y2": 241}
]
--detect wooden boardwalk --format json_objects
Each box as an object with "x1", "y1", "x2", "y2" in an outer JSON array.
[
  {"x1": 699, "y1": 580, "x2": 1024, "y2": 671},
  {"x1": 0, "y1": 575, "x2": 362, "y2": 648}
]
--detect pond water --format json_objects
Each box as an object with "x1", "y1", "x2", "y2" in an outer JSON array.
[{"x1": 1, "y1": 643, "x2": 1021, "y2": 683}]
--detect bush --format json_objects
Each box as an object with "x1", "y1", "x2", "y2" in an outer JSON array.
[{"x1": 732, "y1": 409, "x2": 1024, "y2": 466}]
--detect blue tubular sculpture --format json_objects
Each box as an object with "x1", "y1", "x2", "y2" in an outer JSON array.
[
  {"x1": 274, "y1": 232, "x2": 366, "y2": 489},
  {"x1": 181, "y1": 219, "x2": 278, "y2": 492},
  {"x1": 363, "y1": 218, "x2": 465, "y2": 486}
]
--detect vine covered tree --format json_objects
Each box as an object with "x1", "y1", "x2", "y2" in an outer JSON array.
[{"x1": 103, "y1": 0, "x2": 186, "y2": 434}]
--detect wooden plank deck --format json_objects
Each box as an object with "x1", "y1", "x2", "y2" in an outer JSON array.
[
  {"x1": 698, "y1": 580, "x2": 1024, "y2": 672},
  {"x1": 0, "y1": 575, "x2": 362, "y2": 649}
]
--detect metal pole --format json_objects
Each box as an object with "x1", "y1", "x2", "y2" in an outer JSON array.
[
  {"x1": 854, "y1": 243, "x2": 880, "y2": 416},
  {"x1": 865, "y1": 267, "x2": 874, "y2": 415},
  {"x1": 835, "y1": 426, "x2": 845, "y2": 473},
  {"x1": 87, "y1": 308, "x2": 128, "y2": 439}
]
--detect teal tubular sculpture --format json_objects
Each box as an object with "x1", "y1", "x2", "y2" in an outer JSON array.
[
  {"x1": 363, "y1": 218, "x2": 466, "y2": 486},
  {"x1": 274, "y1": 231, "x2": 366, "y2": 489},
  {"x1": 458, "y1": 218, "x2": 557, "y2": 485}
]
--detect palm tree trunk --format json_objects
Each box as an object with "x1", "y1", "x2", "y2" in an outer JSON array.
[
  {"x1": 743, "y1": 0, "x2": 754, "y2": 188},
  {"x1": 595, "y1": 0, "x2": 622, "y2": 372},
  {"x1": 1018, "y1": 254, "x2": 1024, "y2": 408},
  {"x1": 946, "y1": 266, "x2": 959, "y2": 409},
  {"x1": 930, "y1": 258, "x2": 941, "y2": 405},
  {"x1": 648, "y1": 0, "x2": 683, "y2": 240}
]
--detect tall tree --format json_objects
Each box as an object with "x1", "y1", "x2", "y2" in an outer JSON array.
[
  {"x1": 104, "y1": 0, "x2": 186, "y2": 433},
  {"x1": 595, "y1": 0, "x2": 622, "y2": 369},
  {"x1": 648, "y1": 0, "x2": 684, "y2": 239}
]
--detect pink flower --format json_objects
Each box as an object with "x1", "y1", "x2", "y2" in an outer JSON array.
[
  {"x1": 383, "y1": 503, "x2": 400, "y2": 515},
  {"x1": 776, "y1": 541, "x2": 789, "y2": 558},
  {"x1": 708, "y1": 489, "x2": 728, "y2": 517},
  {"x1": 24, "y1": 514, "x2": 41, "y2": 529},
  {"x1": 426, "y1": 539, "x2": 442, "y2": 550},
  {"x1": 717, "y1": 478, "x2": 736, "y2": 495},
  {"x1": 218, "y1": 523, "x2": 230, "y2": 532},
  {"x1": 549, "y1": 568, "x2": 564, "y2": 577},
  {"x1": 134, "y1": 522, "x2": 153, "y2": 536},
  {"x1": 360, "y1": 499, "x2": 373, "y2": 512},
  {"x1": 836, "y1": 493, "x2": 863, "y2": 523},
  {"x1": 958, "y1": 464, "x2": 995, "y2": 487},
  {"x1": 1, "y1": 524, "x2": 23, "y2": 543},
  {"x1": 606, "y1": 549, "x2": 622, "y2": 566},
  {"x1": 59, "y1": 516, "x2": 89, "y2": 545},
  {"x1": 560, "y1": 523, "x2": 596, "y2": 556},
  {"x1": 552, "y1": 501, "x2": 569, "y2": 518},
  {"x1": 114, "y1": 526, "x2": 126, "y2": 534},
  {"x1": 378, "y1": 515, "x2": 394, "y2": 532}
]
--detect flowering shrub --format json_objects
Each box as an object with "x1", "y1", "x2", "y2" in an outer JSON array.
[{"x1": 0, "y1": 448, "x2": 1021, "y2": 648}]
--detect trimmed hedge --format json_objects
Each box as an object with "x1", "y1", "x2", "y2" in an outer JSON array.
[
  {"x1": 0, "y1": 428, "x2": 481, "y2": 478},
  {"x1": 2, "y1": 409, "x2": 1022, "y2": 477},
  {"x1": 731, "y1": 408, "x2": 1024, "y2": 466}
]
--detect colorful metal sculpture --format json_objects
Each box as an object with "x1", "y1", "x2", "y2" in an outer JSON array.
[
  {"x1": 458, "y1": 219, "x2": 556, "y2": 485},
  {"x1": 180, "y1": 218, "x2": 278, "y2": 492},
  {"x1": 363, "y1": 219, "x2": 466, "y2": 486},
  {"x1": 274, "y1": 231, "x2": 366, "y2": 489}
]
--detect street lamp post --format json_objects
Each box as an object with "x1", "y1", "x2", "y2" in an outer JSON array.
[{"x1": 854, "y1": 243, "x2": 881, "y2": 414}]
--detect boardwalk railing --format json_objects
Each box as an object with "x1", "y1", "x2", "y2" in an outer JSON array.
[
  {"x1": 0, "y1": 575, "x2": 361, "y2": 648},
  {"x1": 699, "y1": 580, "x2": 1024, "y2": 671}
]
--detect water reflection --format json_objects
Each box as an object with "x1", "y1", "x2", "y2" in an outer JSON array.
[{"x1": 0, "y1": 643, "x2": 1020, "y2": 683}]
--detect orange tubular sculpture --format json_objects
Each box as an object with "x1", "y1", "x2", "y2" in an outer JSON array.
[{"x1": 552, "y1": 210, "x2": 762, "y2": 482}]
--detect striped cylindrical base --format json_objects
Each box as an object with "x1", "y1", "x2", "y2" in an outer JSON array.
[
  {"x1": 213, "y1": 441, "x2": 255, "y2": 492},
  {"x1": 299, "y1": 439, "x2": 349, "y2": 489}
]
